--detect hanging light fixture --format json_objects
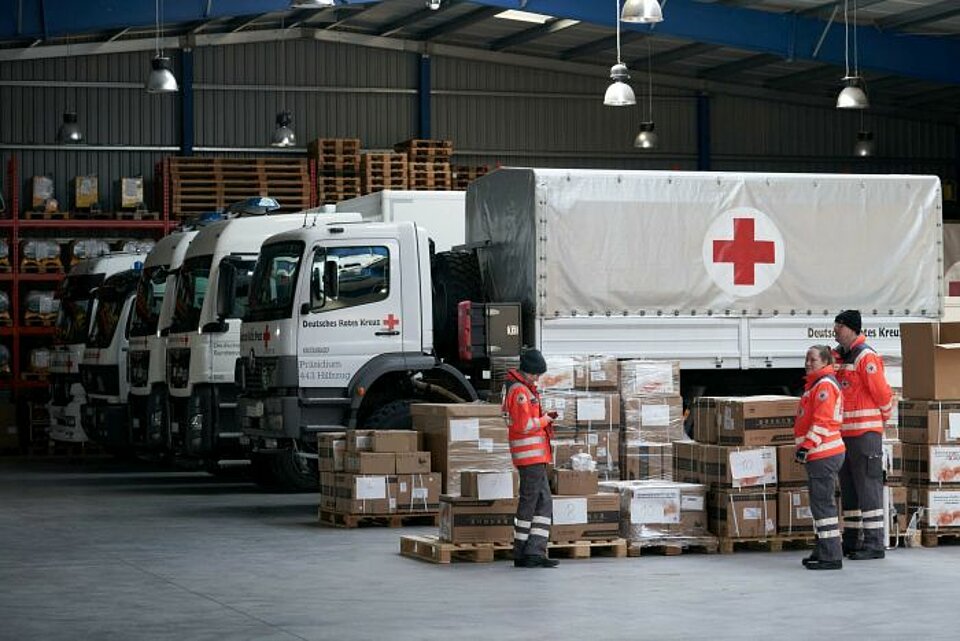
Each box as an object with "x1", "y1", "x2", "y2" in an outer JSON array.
[
  {"x1": 634, "y1": 41, "x2": 658, "y2": 149},
  {"x1": 426, "y1": 0, "x2": 442, "y2": 9},
  {"x1": 146, "y1": 0, "x2": 178, "y2": 94},
  {"x1": 853, "y1": 130, "x2": 874, "y2": 157},
  {"x1": 271, "y1": 18, "x2": 297, "y2": 147},
  {"x1": 57, "y1": 111, "x2": 83, "y2": 144},
  {"x1": 290, "y1": 0, "x2": 335, "y2": 7},
  {"x1": 621, "y1": 0, "x2": 663, "y2": 24},
  {"x1": 837, "y1": 0, "x2": 867, "y2": 109},
  {"x1": 604, "y1": 0, "x2": 636, "y2": 106}
]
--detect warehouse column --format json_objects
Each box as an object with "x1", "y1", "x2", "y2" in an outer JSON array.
[
  {"x1": 180, "y1": 48, "x2": 194, "y2": 157},
  {"x1": 697, "y1": 92, "x2": 711, "y2": 172},
  {"x1": 418, "y1": 54, "x2": 431, "y2": 139}
]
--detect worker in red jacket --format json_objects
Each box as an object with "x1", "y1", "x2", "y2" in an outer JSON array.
[
  {"x1": 502, "y1": 349, "x2": 558, "y2": 568},
  {"x1": 834, "y1": 310, "x2": 893, "y2": 560},
  {"x1": 795, "y1": 345, "x2": 846, "y2": 570}
]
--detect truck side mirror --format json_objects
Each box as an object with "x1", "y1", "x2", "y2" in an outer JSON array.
[{"x1": 323, "y1": 260, "x2": 339, "y2": 300}]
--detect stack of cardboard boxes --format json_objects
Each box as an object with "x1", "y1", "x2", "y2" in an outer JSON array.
[
  {"x1": 620, "y1": 359, "x2": 684, "y2": 481},
  {"x1": 599, "y1": 479, "x2": 714, "y2": 552},
  {"x1": 677, "y1": 396, "x2": 801, "y2": 540},
  {"x1": 317, "y1": 430, "x2": 441, "y2": 517},
  {"x1": 899, "y1": 321, "x2": 960, "y2": 533}
]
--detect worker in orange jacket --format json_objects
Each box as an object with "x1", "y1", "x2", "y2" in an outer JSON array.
[
  {"x1": 502, "y1": 349, "x2": 558, "y2": 568},
  {"x1": 795, "y1": 345, "x2": 846, "y2": 570},
  {"x1": 834, "y1": 310, "x2": 893, "y2": 560}
]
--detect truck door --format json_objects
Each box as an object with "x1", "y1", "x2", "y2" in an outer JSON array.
[{"x1": 299, "y1": 240, "x2": 402, "y2": 387}]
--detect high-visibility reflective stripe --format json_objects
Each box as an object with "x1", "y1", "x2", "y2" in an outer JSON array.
[
  {"x1": 532, "y1": 515, "x2": 552, "y2": 525},
  {"x1": 804, "y1": 430, "x2": 823, "y2": 446},
  {"x1": 843, "y1": 409, "x2": 882, "y2": 418},
  {"x1": 819, "y1": 378, "x2": 842, "y2": 393},
  {"x1": 515, "y1": 518, "x2": 531, "y2": 529},
  {"x1": 795, "y1": 437, "x2": 806, "y2": 446},
  {"x1": 512, "y1": 448, "x2": 547, "y2": 460},
  {"x1": 843, "y1": 510, "x2": 863, "y2": 517},
  {"x1": 812, "y1": 425, "x2": 835, "y2": 436},
  {"x1": 839, "y1": 364, "x2": 856, "y2": 371},
  {"x1": 852, "y1": 349, "x2": 876, "y2": 366},
  {"x1": 879, "y1": 399, "x2": 894, "y2": 412},
  {"x1": 511, "y1": 436, "x2": 546, "y2": 448},
  {"x1": 843, "y1": 524, "x2": 863, "y2": 530},
  {"x1": 809, "y1": 439, "x2": 845, "y2": 455},
  {"x1": 523, "y1": 417, "x2": 539, "y2": 433},
  {"x1": 841, "y1": 421, "x2": 884, "y2": 431},
  {"x1": 817, "y1": 530, "x2": 842, "y2": 539},
  {"x1": 862, "y1": 509, "x2": 884, "y2": 518},
  {"x1": 815, "y1": 517, "x2": 839, "y2": 527},
  {"x1": 862, "y1": 521, "x2": 885, "y2": 529},
  {"x1": 514, "y1": 532, "x2": 529, "y2": 541},
  {"x1": 530, "y1": 527, "x2": 550, "y2": 538}
]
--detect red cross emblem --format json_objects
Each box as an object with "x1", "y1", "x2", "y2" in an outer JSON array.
[
  {"x1": 262, "y1": 325, "x2": 271, "y2": 346},
  {"x1": 712, "y1": 218, "x2": 775, "y2": 286},
  {"x1": 383, "y1": 314, "x2": 400, "y2": 331}
]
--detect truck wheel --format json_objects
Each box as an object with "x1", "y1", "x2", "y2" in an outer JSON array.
[
  {"x1": 270, "y1": 448, "x2": 318, "y2": 492},
  {"x1": 431, "y1": 251, "x2": 484, "y2": 362},
  {"x1": 364, "y1": 399, "x2": 413, "y2": 429}
]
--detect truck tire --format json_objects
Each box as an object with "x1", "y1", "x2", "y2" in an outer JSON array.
[
  {"x1": 364, "y1": 399, "x2": 414, "y2": 429},
  {"x1": 270, "y1": 448, "x2": 318, "y2": 492},
  {"x1": 431, "y1": 251, "x2": 484, "y2": 362}
]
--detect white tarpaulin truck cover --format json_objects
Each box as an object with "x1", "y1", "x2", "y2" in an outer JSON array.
[{"x1": 467, "y1": 168, "x2": 941, "y2": 319}]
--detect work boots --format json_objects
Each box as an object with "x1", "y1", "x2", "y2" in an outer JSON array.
[
  {"x1": 514, "y1": 556, "x2": 559, "y2": 568},
  {"x1": 848, "y1": 549, "x2": 885, "y2": 560}
]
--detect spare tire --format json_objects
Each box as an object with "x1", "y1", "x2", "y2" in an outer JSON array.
[{"x1": 431, "y1": 251, "x2": 484, "y2": 362}]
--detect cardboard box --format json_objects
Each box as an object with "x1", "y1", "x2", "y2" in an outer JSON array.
[
  {"x1": 618, "y1": 360, "x2": 680, "y2": 397},
  {"x1": 317, "y1": 432, "x2": 346, "y2": 472},
  {"x1": 883, "y1": 439, "x2": 903, "y2": 482},
  {"x1": 551, "y1": 469, "x2": 599, "y2": 495},
  {"x1": 343, "y1": 452, "x2": 396, "y2": 475},
  {"x1": 622, "y1": 396, "x2": 684, "y2": 443},
  {"x1": 439, "y1": 496, "x2": 518, "y2": 544},
  {"x1": 573, "y1": 355, "x2": 619, "y2": 391},
  {"x1": 319, "y1": 471, "x2": 338, "y2": 511},
  {"x1": 395, "y1": 451, "x2": 431, "y2": 474},
  {"x1": 411, "y1": 403, "x2": 512, "y2": 495},
  {"x1": 672, "y1": 441, "x2": 702, "y2": 484},
  {"x1": 903, "y1": 444, "x2": 960, "y2": 485},
  {"x1": 31, "y1": 176, "x2": 54, "y2": 209},
  {"x1": 540, "y1": 355, "x2": 576, "y2": 391},
  {"x1": 460, "y1": 470, "x2": 518, "y2": 500},
  {"x1": 550, "y1": 494, "x2": 621, "y2": 542},
  {"x1": 575, "y1": 391, "x2": 620, "y2": 427},
  {"x1": 120, "y1": 176, "x2": 144, "y2": 208},
  {"x1": 887, "y1": 484, "x2": 907, "y2": 533},
  {"x1": 709, "y1": 489, "x2": 778, "y2": 538},
  {"x1": 692, "y1": 397, "x2": 725, "y2": 445},
  {"x1": 371, "y1": 430, "x2": 419, "y2": 453},
  {"x1": 621, "y1": 442, "x2": 673, "y2": 481},
  {"x1": 395, "y1": 473, "x2": 441, "y2": 512},
  {"x1": 899, "y1": 400, "x2": 960, "y2": 444},
  {"x1": 702, "y1": 444, "x2": 777, "y2": 489},
  {"x1": 345, "y1": 429, "x2": 375, "y2": 452},
  {"x1": 602, "y1": 480, "x2": 708, "y2": 540},
  {"x1": 540, "y1": 391, "x2": 578, "y2": 430},
  {"x1": 907, "y1": 486, "x2": 960, "y2": 529},
  {"x1": 333, "y1": 473, "x2": 398, "y2": 514},
  {"x1": 778, "y1": 487, "x2": 814, "y2": 535},
  {"x1": 901, "y1": 322, "x2": 960, "y2": 400},
  {"x1": 716, "y1": 396, "x2": 798, "y2": 446},
  {"x1": 551, "y1": 430, "x2": 619, "y2": 477},
  {"x1": 777, "y1": 445, "x2": 807, "y2": 486},
  {"x1": 74, "y1": 175, "x2": 98, "y2": 209}
]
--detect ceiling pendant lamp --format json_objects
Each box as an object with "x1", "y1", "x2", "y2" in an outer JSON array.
[
  {"x1": 57, "y1": 111, "x2": 83, "y2": 144},
  {"x1": 634, "y1": 41, "x2": 658, "y2": 149},
  {"x1": 621, "y1": 0, "x2": 663, "y2": 24},
  {"x1": 271, "y1": 111, "x2": 297, "y2": 148},
  {"x1": 837, "y1": 0, "x2": 867, "y2": 110},
  {"x1": 853, "y1": 130, "x2": 874, "y2": 157},
  {"x1": 290, "y1": 0, "x2": 336, "y2": 8},
  {"x1": 146, "y1": 0, "x2": 178, "y2": 94},
  {"x1": 604, "y1": 0, "x2": 636, "y2": 107}
]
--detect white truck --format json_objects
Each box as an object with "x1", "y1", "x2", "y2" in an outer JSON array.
[
  {"x1": 79, "y1": 267, "x2": 143, "y2": 451},
  {"x1": 165, "y1": 206, "x2": 359, "y2": 473},
  {"x1": 48, "y1": 253, "x2": 149, "y2": 443},
  {"x1": 336, "y1": 190, "x2": 465, "y2": 252},
  {"x1": 127, "y1": 229, "x2": 198, "y2": 454},
  {"x1": 236, "y1": 168, "x2": 941, "y2": 489}
]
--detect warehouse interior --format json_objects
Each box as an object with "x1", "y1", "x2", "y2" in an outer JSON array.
[{"x1": 1, "y1": 1, "x2": 960, "y2": 639}]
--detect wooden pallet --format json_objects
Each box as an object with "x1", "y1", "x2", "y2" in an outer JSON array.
[
  {"x1": 920, "y1": 529, "x2": 960, "y2": 548},
  {"x1": 0, "y1": 262, "x2": 12, "y2": 273},
  {"x1": 23, "y1": 210, "x2": 70, "y2": 220},
  {"x1": 308, "y1": 138, "x2": 361, "y2": 157},
  {"x1": 452, "y1": 165, "x2": 490, "y2": 190},
  {"x1": 20, "y1": 260, "x2": 63, "y2": 273},
  {"x1": 23, "y1": 312, "x2": 57, "y2": 327},
  {"x1": 115, "y1": 210, "x2": 160, "y2": 221},
  {"x1": 0, "y1": 313, "x2": 11, "y2": 327},
  {"x1": 317, "y1": 508, "x2": 439, "y2": 529},
  {"x1": 400, "y1": 534, "x2": 628, "y2": 564},
  {"x1": 717, "y1": 534, "x2": 815, "y2": 554},
  {"x1": 319, "y1": 176, "x2": 361, "y2": 190},
  {"x1": 21, "y1": 371, "x2": 49, "y2": 382},
  {"x1": 72, "y1": 210, "x2": 112, "y2": 220},
  {"x1": 627, "y1": 536, "x2": 720, "y2": 557},
  {"x1": 394, "y1": 138, "x2": 453, "y2": 160}
]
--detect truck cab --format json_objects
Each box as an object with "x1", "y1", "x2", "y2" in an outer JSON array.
[
  {"x1": 127, "y1": 229, "x2": 198, "y2": 454},
  {"x1": 237, "y1": 220, "x2": 476, "y2": 489},
  {"x1": 48, "y1": 254, "x2": 149, "y2": 443},
  {"x1": 80, "y1": 267, "x2": 144, "y2": 450}
]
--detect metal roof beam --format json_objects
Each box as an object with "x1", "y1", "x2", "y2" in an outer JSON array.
[
  {"x1": 489, "y1": 18, "x2": 579, "y2": 51},
  {"x1": 560, "y1": 31, "x2": 646, "y2": 60},
  {"x1": 797, "y1": 0, "x2": 889, "y2": 18},
  {"x1": 763, "y1": 63, "x2": 840, "y2": 90},
  {"x1": 698, "y1": 53, "x2": 782, "y2": 79},
  {"x1": 417, "y1": 6, "x2": 502, "y2": 40},
  {"x1": 378, "y1": 4, "x2": 458, "y2": 38},
  {"x1": 878, "y1": 1, "x2": 960, "y2": 31},
  {"x1": 631, "y1": 42, "x2": 720, "y2": 69}
]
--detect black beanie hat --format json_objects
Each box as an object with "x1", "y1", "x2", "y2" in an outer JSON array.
[
  {"x1": 519, "y1": 349, "x2": 548, "y2": 375},
  {"x1": 834, "y1": 310, "x2": 862, "y2": 334}
]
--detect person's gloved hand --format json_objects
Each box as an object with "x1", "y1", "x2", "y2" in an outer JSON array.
[{"x1": 795, "y1": 448, "x2": 809, "y2": 465}]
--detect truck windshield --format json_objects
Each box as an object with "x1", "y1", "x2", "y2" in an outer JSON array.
[
  {"x1": 220, "y1": 257, "x2": 258, "y2": 319},
  {"x1": 171, "y1": 255, "x2": 212, "y2": 333},
  {"x1": 245, "y1": 241, "x2": 304, "y2": 322},
  {"x1": 55, "y1": 274, "x2": 105, "y2": 345},
  {"x1": 129, "y1": 266, "x2": 168, "y2": 338},
  {"x1": 88, "y1": 293, "x2": 126, "y2": 349}
]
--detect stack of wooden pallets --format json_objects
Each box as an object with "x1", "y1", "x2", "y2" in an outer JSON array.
[
  {"x1": 395, "y1": 139, "x2": 453, "y2": 191},
  {"x1": 451, "y1": 165, "x2": 490, "y2": 191},
  {"x1": 309, "y1": 138, "x2": 362, "y2": 205},
  {"x1": 166, "y1": 157, "x2": 311, "y2": 219},
  {"x1": 361, "y1": 153, "x2": 408, "y2": 195}
]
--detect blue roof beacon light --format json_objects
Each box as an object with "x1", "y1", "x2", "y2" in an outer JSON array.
[
  {"x1": 133, "y1": 260, "x2": 144, "y2": 273},
  {"x1": 225, "y1": 197, "x2": 281, "y2": 217}
]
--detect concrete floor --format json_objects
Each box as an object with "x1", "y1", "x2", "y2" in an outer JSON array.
[{"x1": 0, "y1": 459, "x2": 957, "y2": 641}]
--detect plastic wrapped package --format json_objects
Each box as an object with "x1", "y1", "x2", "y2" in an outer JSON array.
[
  {"x1": 29, "y1": 348, "x2": 51, "y2": 373},
  {"x1": 0, "y1": 290, "x2": 8, "y2": 315},
  {"x1": 121, "y1": 239, "x2": 156, "y2": 254},
  {"x1": 619, "y1": 360, "x2": 681, "y2": 397},
  {"x1": 69, "y1": 239, "x2": 111, "y2": 263},
  {"x1": 540, "y1": 355, "x2": 577, "y2": 391},
  {"x1": 24, "y1": 290, "x2": 59, "y2": 315},
  {"x1": 573, "y1": 355, "x2": 619, "y2": 390},
  {"x1": 31, "y1": 176, "x2": 54, "y2": 209},
  {"x1": 552, "y1": 431, "x2": 619, "y2": 480},
  {"x1": 0, "y1": 239, "x2": 9, "y2": 264},
  {"x1": 599, "y1": 479, "x2": 715, "y2": 550},
  {"x1": 622, "y1": 395, "x2": 685, "y2": 444},
  {"x1": 0, "y1": 344, "x2": 9, "y2": 374},
  {"x1": 620, "y1": 442, "x2": 674, "y2": 481},
  {"x1": 21, "y1": 239, "x2": 61, "y2": 262}
]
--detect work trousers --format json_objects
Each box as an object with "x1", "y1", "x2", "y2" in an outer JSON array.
[
  {"x1": 839, "y1": 431, "x2": 885, "y2": 552},
  {"x1": 514, "y1": 463, "x2": 553, "y2": 559},
  {"x1": 806, "y1": 453, "x2": 844, "y2": 563}
]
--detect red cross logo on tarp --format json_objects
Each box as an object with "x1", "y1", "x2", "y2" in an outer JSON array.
[
  {"x1": 712, "y1": 218, "x2": 775, "y2": 286},
  {"x1": 262, "y1": 325, "x2": 271, "y2": 346},
  {"x1": 383, "y1": 314, "x2": 400, "y2": 331}
]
